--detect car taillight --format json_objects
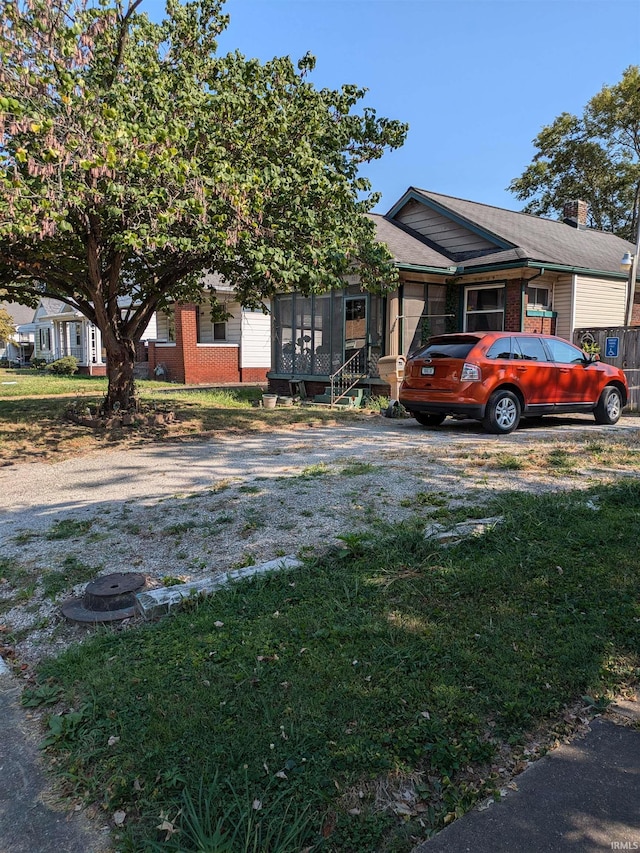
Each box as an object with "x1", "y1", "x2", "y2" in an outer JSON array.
[{"x1": 460, "y1": 362, "x2": 481, "y2": 381}]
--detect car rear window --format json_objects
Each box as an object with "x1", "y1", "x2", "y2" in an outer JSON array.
[{"x1": 415, "y1": 337, "x2": 479, "y2": 359}]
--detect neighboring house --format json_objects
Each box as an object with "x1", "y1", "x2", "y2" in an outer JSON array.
[
  {"x1": 268, "y1": 188, "x2": 638, "y2": 397},
  {"x1": 148, "y1": 276, "x2": 271, "y2": 385},
  {"x1": 33, "y1": 297, "x2": 108, "y2": 375},
  {"x1": 32, "y1": 298, "x2": 157, "y2": 376},
  {"x1": 0, "y1": 301, "x2": 35, "y2": 365}
]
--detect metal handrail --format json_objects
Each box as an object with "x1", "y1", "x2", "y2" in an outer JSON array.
[{"x1": 329, "y1": 347, "x2": 367, "y2": 407}]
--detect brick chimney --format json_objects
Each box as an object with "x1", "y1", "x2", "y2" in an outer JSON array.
[{"x1": 563, "y1": 199, "x2": 588, "y2": 229}]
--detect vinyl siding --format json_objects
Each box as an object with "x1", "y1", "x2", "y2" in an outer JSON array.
[
  {"x1": 553, "y1": 276, "x2": 574, "y2": 341},
  {"x1": 240, "y1": 308, "x2": 271, "y2": 368},
  {"x1": 402, "y1": 283, "x2": 426, "y2": 355},
  {"x1": 223, "y1": 304, "x2": 242, "y2": 345},
  {"x1": 395, "y1": 199, "x2": 496, "y2": 256},
  {"x1": 574, "y1": 276, "x2": 626, "y2": 330}
]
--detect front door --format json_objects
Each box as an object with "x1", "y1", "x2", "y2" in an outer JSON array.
[{"x1": 344, "y1": 296, "x2": 367, "y2": 371}]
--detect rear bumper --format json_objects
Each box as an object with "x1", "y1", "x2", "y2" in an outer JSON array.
[{"x1": 399, "y1": 396, "x2": 485, "y2": 420}]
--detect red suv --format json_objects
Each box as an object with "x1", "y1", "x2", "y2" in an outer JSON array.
[{"x1": 399, "y1": 332, "x2": 628, "y2": 434}]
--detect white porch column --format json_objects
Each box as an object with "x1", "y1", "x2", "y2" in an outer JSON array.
[{"x1": 93, "y1": 325, "x2": 104, "y2": 364}]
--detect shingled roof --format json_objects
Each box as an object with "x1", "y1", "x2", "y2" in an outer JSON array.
[
  {"x1": 368, "y1": 213, "x2": 453, "y2": 269},
  {"x1": 407, "y1": 189, "x2": 635, "y2": 274},
  {"x1": 0, "y1": 301, "x2": 35, "y2": 326}
]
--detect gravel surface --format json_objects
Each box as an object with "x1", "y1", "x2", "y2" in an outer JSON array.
[{"x1": 2, "y1": 412, "x2": 640, "y2": 663}]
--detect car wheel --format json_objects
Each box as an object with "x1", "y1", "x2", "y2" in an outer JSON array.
[
  {"x1": 594, "y1": 386, "x2": 622, "y2": 425},
  {"x1": 414, "y1": 412, "x2": 446, "y2": 427},
  {"x1": 482, "y1": 390, "x2": 521, "y2": 434}
]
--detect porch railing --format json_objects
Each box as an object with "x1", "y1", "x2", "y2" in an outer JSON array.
[{"x1": 329, "y1": 347, "x2": 367, "y2": 407}]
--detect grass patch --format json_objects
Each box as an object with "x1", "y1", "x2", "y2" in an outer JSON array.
[
  {"x1": 340, "y1": 461, "x2": 377, "y2": 477},
  {"x1": 298, "y1": 463, "x2": 330, "y2": 479},
  {"x1": 490, "y1": 453, "x2": 525, "y2": 471},
  {"x1": 0, "y1": 557, "x2": 32, "y2": 587},
  {"x1": 36, "y1": 482, "x2": 640, "y2": 851},
  {"x1": 41, "y1": 556, "x2": 98, "y2": 599},
  {"x1": 0, "y1": 556, "x2": 97, "y2": 607},
  {"x1": 545, "y1": 448, "x2": 578, "y2": 473},
  {"x1": 163, "y1": 521, "x2": 197, "y2": 536},
  {"x1": 400, "y1": 491, "x2": 449, "y2": 509},
  {"x1": 46, "y1": 519, "x2": 93, "y2": 540}
]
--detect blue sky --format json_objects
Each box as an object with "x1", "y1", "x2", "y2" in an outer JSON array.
[{"x1": 145, "y1": 0, "x2": 640, "y2": 216}]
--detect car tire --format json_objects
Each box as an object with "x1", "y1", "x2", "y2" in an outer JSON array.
[
  {"x1": 482, "y1": 390, "x2": 521, "y2": 434},
  {"x1": 593, "y1": 385, "x2": 623, "y2": 425},
  {"x1": 414, "y1": 412, "x2": 446, "y2": 427}
]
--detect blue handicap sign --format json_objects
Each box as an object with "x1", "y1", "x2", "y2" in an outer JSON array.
[{"x1": 605, "y1": 337, "x2": 619, "y2": 358}]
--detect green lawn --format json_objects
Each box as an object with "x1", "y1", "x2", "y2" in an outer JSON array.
[
  {"x1": 33, "y1": 482, "x2": 640, "y2": 852},
  {"x1": 0, "y1": 367, "x2": 110, "y2": 396}
]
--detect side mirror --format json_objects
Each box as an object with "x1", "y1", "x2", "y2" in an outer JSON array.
[{"x1": 583, "y1": 351, "x2": 600, "y2": 363}]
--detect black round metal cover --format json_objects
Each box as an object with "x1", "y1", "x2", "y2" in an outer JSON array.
[{"x1": 61, "y1": 572, "x2": 146, "y2": 624}]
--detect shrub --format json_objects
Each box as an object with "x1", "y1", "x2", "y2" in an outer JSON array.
[
  {"x1": 45, "y1": 356, "x2": 79, "y2": 375},
  {"x1": 30, "y1": 357, "x2": 48, "y2": 369}
]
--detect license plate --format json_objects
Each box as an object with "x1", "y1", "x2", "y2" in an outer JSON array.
[{"x1": 421, "y1": 366, "x2": 435, "y2": 376}]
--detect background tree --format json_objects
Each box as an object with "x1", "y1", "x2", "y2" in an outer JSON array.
[
  {"x1": 509, "y1": 65, "x2": 640, "y2": 240},
  {"x1": 0, "y1": 307, "x2": 16, "y2": 345},
  {"x1": 0, "y1": 0, "x2": 407, "y2": 411}
]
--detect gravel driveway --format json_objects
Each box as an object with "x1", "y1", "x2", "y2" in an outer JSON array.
[{"x1": 2, "y1": 412, "x2": 640, "y2": 662}]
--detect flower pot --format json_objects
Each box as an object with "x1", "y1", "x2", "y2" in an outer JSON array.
[{"x1": 262, "y1": 394, "x2": 278, "y2": 409}]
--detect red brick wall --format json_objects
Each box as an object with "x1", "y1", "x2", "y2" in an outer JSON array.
[
  {"x1": 185, "y1": 345, "x2": 240, "y2": 384},
  {"x1": 78, "y1": 364, "x2": 107, "y2": 376},
  {"x1": 241, "y1": 367, "x2": 269, "y2": 383},
  {"x1": 504, "y1": 282, "x2": 522, "y2": 331},
  {"x1": 176, "y1": 303, "x2": 241, "y2": 384},
  {"x1": 523, "y1": 314, "x2": 555, "y2": 335},
  {"x1": 148, "y1": 342, "x2": 184, "y2": 382}
]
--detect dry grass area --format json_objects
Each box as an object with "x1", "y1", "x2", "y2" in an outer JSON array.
[
  {"x1": 0, "y1": 395, "x2": 365, "y2": 465},
  {"x1": 458, "y1": 435, "x2": 640, "y2": 477}
]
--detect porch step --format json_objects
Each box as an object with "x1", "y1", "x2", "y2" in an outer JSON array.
[
  {"x1": 322, "y1": 387, "x2": 364, "y2": 400},
  {"x1": 312, "y1": 394, "x2": 360, "y2": 406},
  {"x1": 313, "y1": 387, "x2": 364, "y2": 406}
]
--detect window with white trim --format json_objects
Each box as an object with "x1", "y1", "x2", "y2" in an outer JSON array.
[
  {"x1": 156, "y1": 309, "x2": 175, "y2": 342},
  {"x1": 39, "y1": 327, "x2": 51, "y2": 350},
  {"x1": 197, "y1": 307, "x2": 226, "y2": 342},
  {"x1": 527, "y1": 285, "x2": 551, "y2": 310}
]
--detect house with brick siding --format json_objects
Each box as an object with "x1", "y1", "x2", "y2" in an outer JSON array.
[
  {"x1": 268, "y1": 188, "x2": 639, "y2": 399},
  {"x1": 148, "y1": 277, "x2": 270, "y2": 385}
]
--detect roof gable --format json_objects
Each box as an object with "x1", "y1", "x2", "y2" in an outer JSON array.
[
  {"x1": 35, "y1": 297, "x2": 66, "y2": 318},
  {"x1": 387, "y1": 189, "x2": 513, "y2": 260}
]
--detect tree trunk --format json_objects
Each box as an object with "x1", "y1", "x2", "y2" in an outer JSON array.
[{"x1": 103, "y1": 338, "x2": 138, "y2": 413}]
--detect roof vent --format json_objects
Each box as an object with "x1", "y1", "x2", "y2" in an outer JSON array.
[{"x1": 563, "y1": 200, "x2": 588, "y2": 229}]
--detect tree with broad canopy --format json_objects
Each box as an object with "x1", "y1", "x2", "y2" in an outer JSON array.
[
  {"x1": 509, "y1": 65, "x2": 640, "y2": 241},
  {"x1": 0, "y1": 0, "x2": 407, "y2": 411}
]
